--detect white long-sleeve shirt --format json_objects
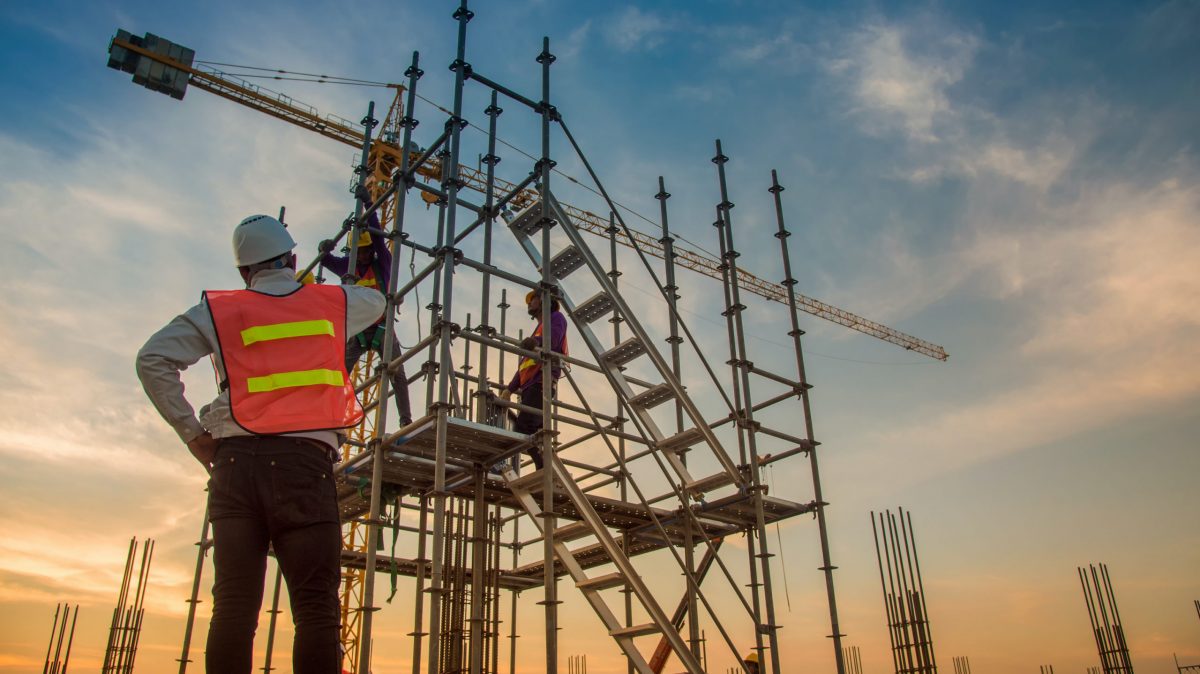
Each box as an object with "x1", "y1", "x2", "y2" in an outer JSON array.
[{"x1": 136, "y1": 268, "x2": 386, "y2": 450}]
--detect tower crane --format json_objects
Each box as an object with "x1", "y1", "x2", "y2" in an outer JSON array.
[{"x1": 106, "y1": 30, "x2": 948, "y2": 362}]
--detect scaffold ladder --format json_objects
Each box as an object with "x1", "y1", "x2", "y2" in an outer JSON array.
[
  {"x1": 505, "y1": 192, "x2": 744, "y2": 499},
  {"x1": 504, "y1": 456, "x2": 705, "y2": 674}
]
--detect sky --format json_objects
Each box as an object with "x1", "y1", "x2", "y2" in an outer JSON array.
[{"x1": 1, "y1": 0, "x2": 1199, "y2": 672}]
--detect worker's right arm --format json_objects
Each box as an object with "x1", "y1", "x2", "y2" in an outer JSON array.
[
  {"x1": 343, "y1": 284, "x2": 387, "y2": 335},
  {"x1": 135, "y1": 303, "x2": 214, "y2": 444}
]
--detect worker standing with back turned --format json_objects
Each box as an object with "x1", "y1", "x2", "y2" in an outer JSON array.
[
  {"x1": 136, "y1": 214, "x2": 385, "y2": 674},
  {"x1": 500, "y1": 290, "x2": 568, "y2": 469}
]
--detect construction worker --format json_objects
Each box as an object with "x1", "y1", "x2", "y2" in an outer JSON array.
[
  {"x1": 318, "y1": 186, "x2": 413, "y2": 426},
  {"x1": 136, "y1": 214, "x2": 386, "y2": 674},
  {"x1": 743, "y1": 651, "x2": 760, "y2": 674},
  {"x1": 500, "y1": 290, "x2": 568, "y2": 469}
]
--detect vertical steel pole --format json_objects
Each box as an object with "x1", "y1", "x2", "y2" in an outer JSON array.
[
  {"x1": 428, "y1": 3, "x2": 473, "y2": 671},
  {"x1": 43, "y1": 603, "x2": 61, "y2": 674},
  {"x1": 608, "y1": 212, "x2": 634, "y2": 674},
  {"x1": 536, "y1": 33, "x2": 561, "y2": 674},
  {"x1": 769, "y1": 169, "x2": 845, "y2": 673},
  {"x1": 657, "y1": 175, "x2": 699, "y2": 659},
  {"x1": 714, "y1": 140, "x2": 783, "y2": 674},
  {"x1": 475, "y1": 91, "x2": 502, "y2": 424},
  {"x1": 178, "y1": 510, "x2": 210, "y2": 674},
  {"x1": 410, "y1": 496, "x2": 430, "y2": 674},
  {"x1": 350, "y1": 98, "x2": 385, "y2": 674},
  {"x1": 261, "y1": 563, "x2": 283, "y2": 673},
  {"x1": 872, "y1": 513, "x2": 902, "y2": 674},
  {"x1": 462, "y1": 314, "x2": 474, "y2": 417},
  {"x1": 61, "y1": 604, "x2": 78, "y2": 674},
  {"x1": 469, "y1": 467, "x2": 488, "y2": 672}
]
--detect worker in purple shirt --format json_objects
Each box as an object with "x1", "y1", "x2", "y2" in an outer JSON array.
[
  {"x1": 500, "y1": 291, "x2": 568, "y2": 469},
  {"x1": 318, "y1": 187, "x2": 413, "y2": 426}
]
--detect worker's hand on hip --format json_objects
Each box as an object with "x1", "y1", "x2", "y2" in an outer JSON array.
[
  {"x1": 499, "y1": 389, "x2": 513, "y2": 401},
  {"x1": 186, "y1": 431, "x2": 219, "y2": 473}
]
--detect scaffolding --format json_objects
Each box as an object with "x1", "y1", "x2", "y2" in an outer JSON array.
[{"x1": 161, "y1": 2, "x2": 880, "y2": 672}]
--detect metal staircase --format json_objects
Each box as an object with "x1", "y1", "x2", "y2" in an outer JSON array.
[
  {"x1": 504, "y1": 193, "x2": 745, "y2": 500},
  {"x1": 503, "y1": 455, "x2": 705, "y2": 674}
]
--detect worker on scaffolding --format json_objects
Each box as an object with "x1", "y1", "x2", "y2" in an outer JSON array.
[
  {"x1": 136, "y1": 214, "x2": 386, "y2": 674},
  {"x1": 318, "y1": 184, "x2": 413, "y2": 427},
  {"x1": 743, "y1": 651, "x2": 760, "y2": 674},
  {"x1": 500, "y1": 289, "x2": 568, "y2": 470}
]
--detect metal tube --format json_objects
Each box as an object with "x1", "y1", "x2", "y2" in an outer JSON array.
[
  {"x1": 465, "y1": 69, "x2": 543, "y2": 112},
  {"x1": 178, "y1": 511, "x2": 210, "y2": 673},
  {"x1": 61, "y1": 605, "x2": 78, "y2": 674},
  {"x1": 427, "y1": 4, "x2": 473, "y2": 670},
  {"x1": 770, "y1": 169, "x2": 845, "y2": 672},
  {"x1": 44, "y1": 603, "x2": 62, "y2": 674},
  {"x1": 536, "y1": 33, "x2": 560, "y2": 674},
  {"x1": 474, "y1": 90, "x2": 501, "y2": 426},
  {"x1": 261, "y1": 564, "x2": 283, "y2": 673},
  {"x1": 469, "y1": 468, "x2": 488, "y2": 672},
  {"x1": 713, "y1": 139, "x2": 782, "y2": 674},
  {"x1": 349, "y1": 96, "x2": 388, "y2": 673}
]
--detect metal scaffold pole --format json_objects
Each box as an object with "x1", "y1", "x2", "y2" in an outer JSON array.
[
  {"x1": 350, "y1": 97, "x2": 385, "y2": 674},
  {"x1": 178, "y1": 508, "x2": 211, "y2": 673},
  {"x1": 657, "y1": 176, "x2": 699, "y2": 660},
  {"x1": 712, "y1": 140, "x2": 782, "y2": 674},
  {"x1": 261, "y1": 563, "x2": 283, "y2": 673},
  {"x1": 536, "y1": 33, "x2": 561, "y2": 674},
  {"x1": 474, "y1": 90, "x2": 501, "y2": 425},
  {"x1": 428, "y1": 3, "x2": 474, "y2": 671},
  {"x1": 770, "y1": 169, "x2": 846, "y2": 673}
]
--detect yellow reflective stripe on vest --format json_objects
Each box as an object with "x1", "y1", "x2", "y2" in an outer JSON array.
[
  {"x1": 356, "y1": 277, "x2": 377, "y2": 287},
  {"x1": 246, "y1": 368, "x2": 345, "y2": 393},
  {"x1": 241, "y1": 319, "x2": 336, "y2": 346}
]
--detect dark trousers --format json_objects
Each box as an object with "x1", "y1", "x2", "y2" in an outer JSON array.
[
  {"x1": 346, "y1": 325, "x2": 413, "y2": 424},
  {"x1": 513, "y1": 381, "x2": 556, "y2": 469},
  {"x1": 206, "y1": 436, "x2": 343, "y2": 674}
]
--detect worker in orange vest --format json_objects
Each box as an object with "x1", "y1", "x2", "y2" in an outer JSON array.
[
  {"x1": 137, "y1": 214, "x2": 385, "y2": 674},
  {"x1": 499, "y1": 290, "x2": 568, "y2": 469}
]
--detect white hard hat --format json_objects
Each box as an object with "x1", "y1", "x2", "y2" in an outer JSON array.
[{"x1": 232, "y1": 214, "x2": 296, "y2": 266}]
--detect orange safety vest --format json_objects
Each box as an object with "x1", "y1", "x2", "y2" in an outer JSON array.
[
  {"x1": 206, "y1": 284, "x2": 363, "y2": 434},
  {"x1": 515, "y1": 317, "x2": 569, "y2": 390},
  {"x1": 355, "y1": 265, "x2": 379, "y2": 290}
]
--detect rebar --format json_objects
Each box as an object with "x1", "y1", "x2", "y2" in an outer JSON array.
[
  {"x1": 1078, "y1": 563, "x2": 1135, "y2": 673},
  {"x1": 872, "y1": 509, "x2": 937, "y2": 674}
]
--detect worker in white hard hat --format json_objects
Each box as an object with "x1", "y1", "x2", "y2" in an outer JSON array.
[
  {"x1": 499, "y1": 289, "x2": 568, "y2": 469},
  {"x1": 317, "y1": 184, "x2": 413, "y2": 426},
  {"x1": 136, "y1": 213, "x2": 385, "y2": 674},
  {"x1": 743, "y1": 650, "x2": 761, "y2": 674}
]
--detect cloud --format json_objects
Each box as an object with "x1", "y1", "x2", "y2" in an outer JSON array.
[
  {"x1": 556, "y1": 19, "x2": 592, "y2": 62},
  {"x1": 602, "y1": 7, "x2": 673, "y2": 52},
  {"x1": 852, "y1": 174, "x2": 1200, "y2": 479},
  {"x1": 828, "y1": 17, "x2": 979, "y2": 143}
]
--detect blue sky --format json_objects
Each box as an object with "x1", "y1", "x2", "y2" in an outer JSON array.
[{"x1": 1, "y1": 1, "x2": 1198, "y2": 672}]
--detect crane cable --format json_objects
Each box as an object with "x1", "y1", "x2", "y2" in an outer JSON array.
[{"x1": 194, "y1": 60, "x2": 723, "y2": 258}]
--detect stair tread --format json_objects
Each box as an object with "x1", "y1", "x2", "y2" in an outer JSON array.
[
  {"x1": 629, "y1": 383, "x2": 678, "y2": 409},
  {"x1": 602, "y1": 337, "x2": 648, "y2": 366},
  {"x1": 611, "y1": 622, "x2": 662, "y2": 639},
  {"x1": 577, "y1": 571, "x2": 627, "y2": 592},
  {"x1": 657, "y1": 427, "x2": 706, "y2": 453}
]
